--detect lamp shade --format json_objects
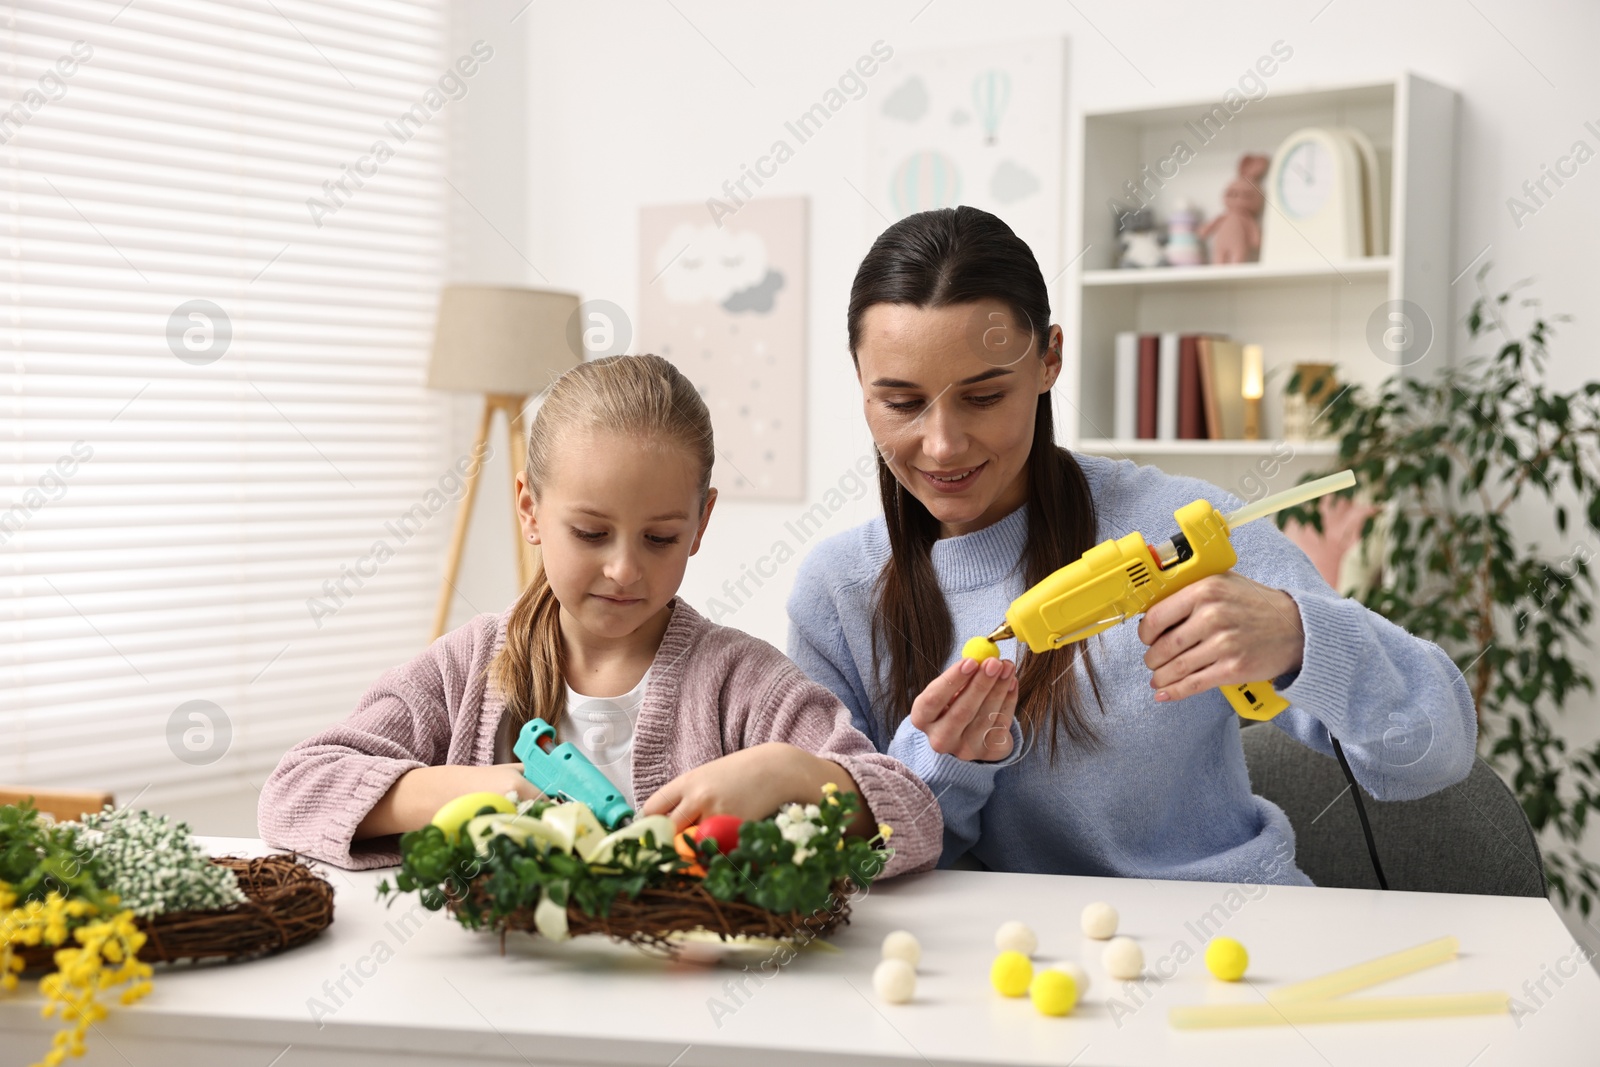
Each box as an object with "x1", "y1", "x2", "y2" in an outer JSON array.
[{"x1": 426, "y1": 285, "x2": 582, "y2": 395}]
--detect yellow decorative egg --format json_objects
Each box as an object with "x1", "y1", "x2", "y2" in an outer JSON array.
[
  {"x1": 1030, "y1": 969, "x2": 1078, "y2": 1016},
  {"x1": 962, "y1": 636, "x2": 1000, "y2": 662},
  {"x1": 1205, "y1": 937, "x2": 1249, "y2": 981},
  {"x1": 990, "y1": 950, "x2": 1033, "y2": 997},
  {"x1": 430, "y1": 791, "x2": 515, "y2": 842}
]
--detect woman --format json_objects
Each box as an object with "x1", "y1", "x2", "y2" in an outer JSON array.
[{"x1": 785, "y1": 206, "x2": 1477, "y2": 884}]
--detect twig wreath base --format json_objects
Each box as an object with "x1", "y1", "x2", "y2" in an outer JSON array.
[
  {"x1": 444, "y1": 873, "x2": 853, "y2": 958},
  {"x1": 16, "y1": 855, "x2": 333, "y2": 973}
]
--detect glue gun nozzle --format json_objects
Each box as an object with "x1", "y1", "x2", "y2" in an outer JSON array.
[{"x1": 986, "y1": 623, "x2": 1013, "y2": 643}]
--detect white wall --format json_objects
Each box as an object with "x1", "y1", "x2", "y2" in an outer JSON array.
[
  {"x1": 444, "y1": 0, "x2": 1600, "y2": 953},
  {"x1": 438, "y1": 0, "x2": 540, "y2": 633},
  {"x1": 481, "y1": 0, "x2": 1600, "y2": 643}
]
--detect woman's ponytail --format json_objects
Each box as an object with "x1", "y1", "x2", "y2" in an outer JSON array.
[{"x1": 848, "y1": 206, "x2": 1105, "y2": 761}]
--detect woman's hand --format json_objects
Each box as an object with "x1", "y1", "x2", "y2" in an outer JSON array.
[
  {"x1": 1138, "y1": 571, "x2": 1305, "y2": 702},
  {"x1": 639, "y1": 742, "x2": 873, "y2": 837},
  {"x1": 910, "y1": 656, "x2": 1019, "y2": 762}
]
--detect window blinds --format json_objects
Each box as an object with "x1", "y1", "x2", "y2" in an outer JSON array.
[{"x1": 1, "y1": 0, "x2": 455, "y2": 804}]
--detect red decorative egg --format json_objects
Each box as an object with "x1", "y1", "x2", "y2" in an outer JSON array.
[{"x1": 695, "y1": 814, "x2": 744, "y2": 855}]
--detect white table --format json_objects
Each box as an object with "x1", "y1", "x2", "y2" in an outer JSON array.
[{"x1": 2, "y1": 836, "x2": 1595, "y2": 1066}]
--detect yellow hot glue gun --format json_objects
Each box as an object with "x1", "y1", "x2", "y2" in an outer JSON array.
[{"x1": 982, "y1": 470, "x2": 1356, "y2": 721}]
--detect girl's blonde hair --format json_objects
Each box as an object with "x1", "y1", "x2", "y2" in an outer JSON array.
[{"x1": 488, "y1": 353, "x2": 715, "y2": 746}]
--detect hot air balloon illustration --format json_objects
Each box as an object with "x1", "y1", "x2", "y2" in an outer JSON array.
[
  {"x1": 971, "y1": 68, "x2": 1012, "y2": 146},
  {"x1": 889, "y1": 150, "x2": 962, "y2": 217}
]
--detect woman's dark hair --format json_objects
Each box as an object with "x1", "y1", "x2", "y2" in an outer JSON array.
[{"x1": 847, "y1": 205, "x2": 1104, "y2": 760}]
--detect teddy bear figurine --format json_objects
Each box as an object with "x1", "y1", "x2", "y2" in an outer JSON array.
[{"x1": 1198, "y1": 154, "x2": 1270, "y2": 264}]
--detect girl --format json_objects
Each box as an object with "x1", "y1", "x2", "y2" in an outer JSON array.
[
  {"x1": 785, "y1": 206, "x2": 1478, "y2": 884},
  {"x1": 258, "y1": 354, "x2": 940, "y2": 875}
]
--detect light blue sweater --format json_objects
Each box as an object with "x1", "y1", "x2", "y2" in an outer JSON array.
[{"x1": 785, "y1": 452, "x2": 1479, "y2": 885}]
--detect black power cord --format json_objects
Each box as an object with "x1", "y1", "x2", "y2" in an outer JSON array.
[{"x1": 1330, "y1": 736, "x2": 1389, "y2": 890}]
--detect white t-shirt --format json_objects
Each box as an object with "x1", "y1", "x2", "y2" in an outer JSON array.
[{"x1": 495, "y1": 669, "x2": 650, "y2": 809}]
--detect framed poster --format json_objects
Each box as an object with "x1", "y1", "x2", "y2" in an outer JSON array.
[
  {"x1": 866, "y1": 40, "x2": 1068, "y2": 276},
  {"x1": 638, "y1": 196, "x2": 807, "y2": 501}
]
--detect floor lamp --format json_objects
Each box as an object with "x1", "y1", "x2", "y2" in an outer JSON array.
[{"x1": 426, "y1": 285, "x2": 582, "y2": 640}]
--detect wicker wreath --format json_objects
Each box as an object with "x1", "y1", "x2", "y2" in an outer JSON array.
[
  {"x1": 446, "y1": 873, "x2": 853, "y2": 957},
  {"x1": 16, "y1": 854, "x2": 334, "y2": 974}
]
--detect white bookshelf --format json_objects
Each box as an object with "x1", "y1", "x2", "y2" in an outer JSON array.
[
  {"x1": 1060, "y1": 73, "x2": 1458, "y2": 490},
  {"x1": 1081, "y1": 257, "x2": 1391, "y2": 290},
  {"x1": 1074, "y1": 438, "x2": 1340, "y2": 458}
]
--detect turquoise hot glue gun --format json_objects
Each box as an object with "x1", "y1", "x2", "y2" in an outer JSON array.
[{"x1": 513, "y1": 718, "x2": 634, "y2": 830}]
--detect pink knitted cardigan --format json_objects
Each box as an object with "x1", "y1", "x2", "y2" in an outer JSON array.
[{"x1": 257, "y1": 597, "x2": 941, "y2": 877}]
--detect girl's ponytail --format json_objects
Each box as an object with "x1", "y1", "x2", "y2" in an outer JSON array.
[
  {"x1": 491, "y1": 562, "x2": 566, "y2": 746},
  {"x1": 485, "y1": 353, "x2": 714, "y2": 742}
]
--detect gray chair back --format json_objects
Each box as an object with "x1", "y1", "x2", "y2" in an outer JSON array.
[{"x1": 1240, "y1": 723, "x2": 1546, "y2": 896}]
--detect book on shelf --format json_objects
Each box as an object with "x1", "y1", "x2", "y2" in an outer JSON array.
[
  {"x1": 1113, "y1": 331, "x2": 1138, "y2": 441},
  {"x1": 1197, "y1": 337, "x2": 1246, "y2": 440},
  {"x1": 1136, "y1": 333, "x2": 1159, "y2": 439},
  {"x1": 1115, "y1": 332, "x2": 1250, "y2": 441},
  {"x1": 1157, "y1": 332, "x2": 1179, "y2": 440},
  {"x1": 1177, "y1": 335, "x2": 1207, "y2": 440}
]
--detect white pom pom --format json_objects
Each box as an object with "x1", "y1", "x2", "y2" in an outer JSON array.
[
  {"x1": 1102, "y1": 936, "x2": 1143, "y2": 980},
  {"x1": 881, "y1": 930, "x2": 921, "y2": 967},
  {"x1": 1080, "y1": 901, "x2": 1119, "y2": 940},
  {"x1": 873, "y1": 957, "x2": 917, "y2": 1004},
  {"x1": 1057, "y1": 959, "x2": 1091, "y2": 995},
  {"x1": 994, "y1": 920, "x2": 1038, "y2": 957}
]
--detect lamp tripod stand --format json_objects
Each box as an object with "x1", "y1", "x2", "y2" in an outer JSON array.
[
  {"x1": 431, "y1": 393, "x2": 538, "y2": 640},
  {"x1": 423, "y1": 284, "x2": 581, "y2": 642}
]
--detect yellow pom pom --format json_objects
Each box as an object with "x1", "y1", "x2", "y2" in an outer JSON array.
[
  {"x1": 1205, "y1": 936, "x2": 1249, "y2": 981},
  {"x1": 990, "y1": 950, "x2": 1033, "y2": 997},
  {"x1": 962, "y1": 637, "x2": 1000, "y2": 663},
  {"x1": 1029, "y1": 969, "x2": 1078, "y2": 1016}
]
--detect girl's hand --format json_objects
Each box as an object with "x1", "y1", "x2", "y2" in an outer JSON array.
[
  {"x1": 639, "y1": 742, "x2": 870, "y2": 834},
  {"x1": 910, "y1": 656, "x2": 1019, "y2": 762},
  {"x1": 1139, "y1": 571, "x2": 1305, "y2": 702},
  {"x1": 355, "y1": 763, "x2": 542, "y2": 841},
  {"x1": 501, "y1": 763, "x2": 548, "y2": 804}
]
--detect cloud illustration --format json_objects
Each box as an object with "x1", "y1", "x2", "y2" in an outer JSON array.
[
  {"x1": 991, "y1": 159, "x2": 1040, "y2": 204},
  {"x1": 882, "y1": 76, "x2": 929, "y2": 122},
  {"x1": 655, "y1": 223, "x2": 769, "y2": 305},
  {"x1": 722, "y1": 269, "x2": 785, "y2": 314}
]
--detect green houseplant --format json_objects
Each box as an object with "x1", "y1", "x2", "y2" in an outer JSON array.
[{"x1": 1279, "y1": 266, "x2": 1600, "y2": 915}]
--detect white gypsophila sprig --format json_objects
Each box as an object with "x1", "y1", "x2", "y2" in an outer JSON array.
[
  {"x1": 776, "y1": 800, "x2": 825, "y2": 849},
  {"x1": 61, "y1": 806, "x2": 247, "y2": 918}
]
